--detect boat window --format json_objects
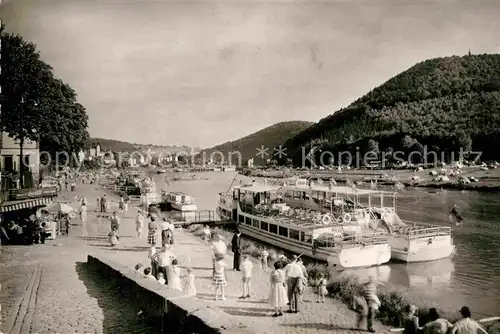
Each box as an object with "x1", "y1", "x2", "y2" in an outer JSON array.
[
  {"x1": 260, "y1": 222, "x2": 268, "y2": 231},
  {"x1": 269, "y1": 224, "x2": 278, "y2": 234},
  {"x1": 252, "y1": 219, "x2": 259, "y2": 228},
  {"x1": 278, "y1": 226, "x2": 288, "y2": 237},
  {"x1": 301, "y1": 232, "x2": 313, "y2": 244},
  {"x1": 245, "y1": 216, "x2": 251, "y2": 225},
  {"x1": 289, "y1": 229, "x2": 300, "y2": 240},
  {"x1": 239, "y1": 215, "x2": 244, "y2": 223}
]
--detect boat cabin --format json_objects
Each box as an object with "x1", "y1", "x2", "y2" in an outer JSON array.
[{"x1": 164, "y1": 191, "x2": 195, "y2": 205}]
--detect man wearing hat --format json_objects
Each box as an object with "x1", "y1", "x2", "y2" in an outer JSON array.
[
  {"x1": 450, "y1": 306, "x2": 487, "y2": 334},
  {"x1": 284, "y1": 254, "x2": 304, "y2": 313}
]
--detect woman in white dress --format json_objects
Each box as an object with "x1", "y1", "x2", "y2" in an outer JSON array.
[{"x1": 166, "y1": 259, "x2": 182, "y2": 291}]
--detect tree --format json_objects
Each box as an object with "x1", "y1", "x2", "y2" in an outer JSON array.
[
  {"x1": 1, "y1": 25, "x2": 90, "y2": 173},
  {"x1": 367, "y1": 139, "x2": 379, "y2": 153},
  {"x1": 401, "y1": 135, "x2": 414, "y2": 149},
  {"x1": 455, "y1": 130, "x2": 472, "y2": 152}
]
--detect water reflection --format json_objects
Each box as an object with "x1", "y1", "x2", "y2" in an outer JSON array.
[
  {"x1": 339, "y1": 265, "x2": 391, "y2": 284},
  {"x1": 389, "y1": 258, "x2": 454, "y2": 290}
]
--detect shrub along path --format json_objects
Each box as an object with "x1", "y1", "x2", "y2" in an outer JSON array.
[{"x1": 85, "y1": 188, "x2": 391, "y2": 334}]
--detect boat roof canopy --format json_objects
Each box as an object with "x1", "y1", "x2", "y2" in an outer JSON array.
[
  {"x1": 234, "y1": 184, "x2": 281, "y2": 193},
  {"x1": 285, "y1": 184, "x2": 395, "y2": 195}
]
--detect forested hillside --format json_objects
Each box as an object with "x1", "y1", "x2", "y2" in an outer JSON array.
[
  {"x1": 283, "y1": 54, "x2": 500, "y2": 165},
  {"x1": 199, "y1": 121, "x2": 313, "y2": 165}
]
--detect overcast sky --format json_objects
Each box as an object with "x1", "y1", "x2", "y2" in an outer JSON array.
[{"x1": 1, "y1": 0, "x2": 499, "y2": 147}]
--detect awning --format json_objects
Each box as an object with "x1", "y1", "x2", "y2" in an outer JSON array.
[{"x1": 1, "y1": 197, "x2": 54, "y2": 213}]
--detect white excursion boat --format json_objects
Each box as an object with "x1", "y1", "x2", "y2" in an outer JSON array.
[
  {"x1": 222, "y1": 165, "x2": 236, "y2": 172},
  {"x1": 161, "y1": 191, "x2": 197, "y2": 212},
  {"x1": 217, "y1": 183, "x2": 391, "y2": 269},
  {"x1": 280, "y1": 179, "x2": 455, "y2": 263}
]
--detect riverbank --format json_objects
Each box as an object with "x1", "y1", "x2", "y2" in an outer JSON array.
[
  {"x1": 243, "y1": 166, "x2": 500, "y2": 192},
  {"x1": 185, "y1": 225, "x2": 500, "y2": 333}
]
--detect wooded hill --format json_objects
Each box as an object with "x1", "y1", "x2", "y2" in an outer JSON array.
[
  {"x1": 283, "y1": 54, "x2": 500, "y2": 166},
  {"x1": 199, "y1": 121, "x2": 313, "y2": 165}
]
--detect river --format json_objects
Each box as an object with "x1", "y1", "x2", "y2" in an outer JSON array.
[{"x1": 150, "y1": 170, "x2": 500, "y2": 317}]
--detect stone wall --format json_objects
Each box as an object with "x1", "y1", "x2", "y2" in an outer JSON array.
[{"x1": 87, "y1": 254, "x2": 256, "y2": 334}]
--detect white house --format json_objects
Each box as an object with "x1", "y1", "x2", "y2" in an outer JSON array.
[
  {"x1": 0, "y1": 131, "x2": 40, "y2": 185},
  {"x1": 247, "y1": 158, "x2": 254, "y2": 168},
  {"x1": 89, "y1": 143, "x2": 102, "y2": 157}
]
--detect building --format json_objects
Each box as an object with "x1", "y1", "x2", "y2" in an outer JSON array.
[
  {"x1": 247, "y1": 158, "x2": 254, "y2": 168},
  {"x1": 0, "y1": 131, "x2": 40, "y2": 186},
  {"x1": 89, "y1": 143, "x2": 102, "y2": 158}
]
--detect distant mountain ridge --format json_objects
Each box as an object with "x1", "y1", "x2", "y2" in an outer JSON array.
[
  {"x1": 199, "y1": 121, "x2": 313, "y2": 165},
  {"x1": 91, "y1": 138, "x2": 199, "y2": 153},
  {"x1": 283, "y1": 53, "x2": 500, "y2": 164}
]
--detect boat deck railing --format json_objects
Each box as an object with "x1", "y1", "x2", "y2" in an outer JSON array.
[
  {"x1": 316, "y1": 232, "x2": 389, "y2": 249},
  {"x1": 396, "y1": 221, "x2": 452, "y2": 239},
  {"x1": 239, "y1": 202, "x2": 331, "y2": 229}
]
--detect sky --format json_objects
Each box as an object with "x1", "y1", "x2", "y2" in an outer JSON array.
[{"x1": 1, "y1": 0, "x2": 499, "y2": 148}]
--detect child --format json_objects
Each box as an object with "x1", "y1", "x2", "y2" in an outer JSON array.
[
  {"x1": 212, "y1": 254, "x2": 228, "y2": 300},
  {"x1": 144, "y1": 267, "x2": 156, "y2": 280},
  {"x1": 260, "y1": 249, "x2": 269, "y2": 272},
  {"x1": 123, "y1": 199, "x2": 129, "y2": 214},
  {"x1": 269, "y1": 261, "x2": 288, "y2": 317},
  {"x1": 167, "y1": 259, "x2": 182, "y2": 291},
  {"x1": 157, "y1": 272, "x2": 166, "y2": 285},
  {"x1": 316, "y1": 273, "x2": 328, "y2": 303},
  {"x1": 240, "y1": 255, "x2": 253, "y2": 298},
  {"x1": 203, "y1": 225, "x2": 211, "y2": 245},
  {"x1": 183, "y1": 267, "x2": 197, "y2": 296},
  {"x1": 119, "y1": 196, "x2": 124, "y2": 213}
]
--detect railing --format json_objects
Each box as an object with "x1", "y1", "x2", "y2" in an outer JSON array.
[
  {"x1": 315, "y1": 232, "x2": 389, "y2": 248},
  {"x1": 396, "y1": 221, "x2": 452, "y2": 239},
  {"x1": 102, "y1": 184, "x2": 138, "y2": 194},
  {"x1": 167, "y1": 210, "x2": 219, "y2": 223}
]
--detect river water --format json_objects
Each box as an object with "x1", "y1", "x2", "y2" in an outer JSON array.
[{"x1": 151, "y1": 171, "x2": 500, "y2": 317}]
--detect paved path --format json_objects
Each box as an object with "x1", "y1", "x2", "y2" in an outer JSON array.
[
  {"x1": 83, "y1": 185, "x2": 391, "y2": 334},
  {"x1": 0, "y1": 184, "x2": 162, "y2": 334}
]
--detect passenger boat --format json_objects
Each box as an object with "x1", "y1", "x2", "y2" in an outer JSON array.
[
  {"x1": 222, "y1": 165, "x2": 236, "y2": 172},
  {"x1": 157, "y1": 169, "x2": 167, "y2": 174},
  {"x1": 161, "y1": 191, "x2": 197, "y2": 212},
  {"x1": 280, "y1": 179, "x2": 455, "y2": 263},
  {"x1": 217, "y1": 183, "x2": 391, "y2": 269}
]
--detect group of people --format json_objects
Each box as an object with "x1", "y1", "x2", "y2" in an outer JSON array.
[
  {"x1": 207, "y1": 228, "x2": 327, "y2": 316},
  {"x1": 355, "y1": 276, "x2": 488, "y2": 334},
  {"x1": 133, "y1": 245, "x2": 197, "y2": 296}
]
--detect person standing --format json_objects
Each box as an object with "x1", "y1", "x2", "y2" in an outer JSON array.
[
  {"x1": 450, "y1": 306, "x2": 487, "y2": 334},
  {"x1": 231, "y1": 229, "x2": 242, "y2": 271},
  {"x1": 202, "y1": 225, "x2": 211, "y2": 245},
  {"x1": 211, "y1": 234, "x2": 227, "y2": 274},
  {"x1": 147, "y1": 216, "x2": 159, "y2": 247},
  {"x1": 357, "y1": 276, "x2": 380, "y2": 333},
  {"x1": 109, "y1": 212, "x2": 120, "y2": 233},
  {"x1": 101, "y1": 195, "x2": 107, "y2": 212},
  {"x1": 135, "y1": 211, "x2": 144, "y2": 239},
  {"x1": 240, "y1": 255, "x2": 253, "y2": 298},
  {"x1": 152, "y1": 246, "x2": 176, "y2": 285},
  {"x1": 284, "y1": 255, "x2": 304, "y2": 313}
]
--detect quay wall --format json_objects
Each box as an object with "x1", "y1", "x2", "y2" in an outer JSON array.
[{"x1": 86, "y1": 254, "x2": 256, "y2": 334}]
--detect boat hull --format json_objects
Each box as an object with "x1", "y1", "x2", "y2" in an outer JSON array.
[
  {"x1": 170, "y1": 203, "x2": 197, "y2": 212},
  {"x1": 237, "y1": 223, "x2": 391, "y2": 270},
  {"x1": 389, "y1": 235, "x2": 455, "y2": 263}
]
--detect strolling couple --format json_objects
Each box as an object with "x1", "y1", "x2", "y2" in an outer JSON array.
[{"x1": 283, "y1": 255, "x2": 307, "y2": 313}]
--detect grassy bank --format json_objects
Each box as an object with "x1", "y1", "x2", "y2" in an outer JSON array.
[{"x1": 185, "y1": 225, "x2": 499, "y2": 333}]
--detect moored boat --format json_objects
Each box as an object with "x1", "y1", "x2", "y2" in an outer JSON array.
[
  {"x1": 280, "y1": 179, "x2": 455, "y2": 263},
  {"x1": 157, "y1": 169, "x2": 167, "y2": 174},
  {"x1": 217, "y1": 183, "x2": 391, "y2": 269},
  {"x1": 161, "y1": 191, "x2": 197, "y2": 212}
]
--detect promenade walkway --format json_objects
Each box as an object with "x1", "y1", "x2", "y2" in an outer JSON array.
[
  {"x1": 0, "y1": 185, "x2": 162, "y2": 334},
  {"x1": 82, "y1": 183, "x2": 391, "y2": 334}
]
